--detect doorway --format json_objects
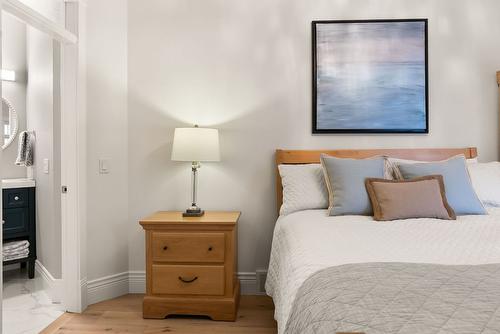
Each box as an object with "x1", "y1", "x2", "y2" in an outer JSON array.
[{"x1": 0, "y1": 0, "x2": 86, "y2": 332}]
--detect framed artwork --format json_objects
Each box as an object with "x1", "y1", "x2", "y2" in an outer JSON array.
[{"x1": 312, "y1": 19, "x2": 428, "y2": 133}]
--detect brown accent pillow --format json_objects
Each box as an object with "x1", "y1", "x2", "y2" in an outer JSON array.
[{"x1": 365, "y1": 175, "x2": 456, "y2": 221}]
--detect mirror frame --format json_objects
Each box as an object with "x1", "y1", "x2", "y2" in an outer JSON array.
[{"x1": 2, "y1": 97, "x2": 18, "y2": 150}]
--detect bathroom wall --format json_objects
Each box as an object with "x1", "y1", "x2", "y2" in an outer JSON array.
[
  {"x1": 1, "y1": 13, "x2": 27, "y2": 179},
  {"x1": 26, "y1": 26, "x2": 61, "y2": 278}
]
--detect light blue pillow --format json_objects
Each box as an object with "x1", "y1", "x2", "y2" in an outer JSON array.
[
  {"x1": 320, "y1": 154, "x2": 385, "y2": 216},
  {"x1": 397, "y1": 155, "x2": 486, "y2": 215}
]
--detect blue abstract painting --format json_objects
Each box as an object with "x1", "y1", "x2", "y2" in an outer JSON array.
[{"x1": 313, "y1": 20, "x2": 428, "y2": 133}]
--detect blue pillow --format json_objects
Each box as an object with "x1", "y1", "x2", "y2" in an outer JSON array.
[
  {"x1": 320, "y1": 154, "x2": 385, "y2": 216},
  {"x1": 396, "y1": 155, "x2": 486, "y2": 215}
]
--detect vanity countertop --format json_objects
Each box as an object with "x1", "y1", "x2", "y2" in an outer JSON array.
[{"x1": 2, "y1": 178, "x2": 36, "y2": 189}]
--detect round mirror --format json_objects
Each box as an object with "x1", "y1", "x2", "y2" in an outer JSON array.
[{"x1": 2, "y1": 98, "x2": 18, "y2": 150}]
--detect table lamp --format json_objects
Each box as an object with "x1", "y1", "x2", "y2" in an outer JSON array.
[{"x1": 171, "y1": 125, "x2": 220, "y2": 217}]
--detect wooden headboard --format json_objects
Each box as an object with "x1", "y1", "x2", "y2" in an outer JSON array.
[{"x1": 275, "y1": 147, "x2": 478, "y2": 213}]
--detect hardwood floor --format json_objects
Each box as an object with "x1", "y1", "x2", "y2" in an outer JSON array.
[{"x1": 41, "y1": 294, "x2": 277, "y2": 334}]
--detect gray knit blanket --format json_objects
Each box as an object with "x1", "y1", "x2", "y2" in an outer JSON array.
[{"x1": 285, "y1": 263, "x2": 500, "y2": 334}]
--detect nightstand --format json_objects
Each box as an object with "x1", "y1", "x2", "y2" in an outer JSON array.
[{"x1": 139, "y1": 211, "x2": 240, "y2": 321}]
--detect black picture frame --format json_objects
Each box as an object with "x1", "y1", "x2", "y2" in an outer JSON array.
[{"x1": 312, "y1": 19, "x2": 429, "y2": 134}]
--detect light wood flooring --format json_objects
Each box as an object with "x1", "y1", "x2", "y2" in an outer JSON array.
[{"x1": 41, "y1": 294, "x2": 277, "y2": 334}]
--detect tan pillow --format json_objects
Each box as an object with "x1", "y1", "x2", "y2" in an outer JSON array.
[{"x1": 365, "y1": 175, "x2": 456, "y2": 221}]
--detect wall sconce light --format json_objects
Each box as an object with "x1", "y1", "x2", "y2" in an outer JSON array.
[
  {"x1": 497, "y1": 71, "x2": 500, "y2": 87},
  {"x1": 1, "y1": 69, "x2": 16, "y2": 82}
]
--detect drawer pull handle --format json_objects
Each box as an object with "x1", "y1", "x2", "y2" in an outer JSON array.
[
  {"x1": 14, "y1": 196, "x2": 19, "y2": 201},
  {"x1": 163, "y1": 246, "x2": 168, "y2": 251},
  {"x1": 208, "y1": 246, "x2": 213, "y2": 251},
  {"x1": 178, "y1": 276, "x2": 198, "y2": 283}
]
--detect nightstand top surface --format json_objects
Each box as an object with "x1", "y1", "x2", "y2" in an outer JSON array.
[{"x1": 140, "y1": 211, "x2": 240, "y2": 226}]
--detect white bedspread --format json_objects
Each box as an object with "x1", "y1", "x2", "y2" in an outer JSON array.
[{"x1": 265, "y1": 209, "x2": 500, "y2": 334}]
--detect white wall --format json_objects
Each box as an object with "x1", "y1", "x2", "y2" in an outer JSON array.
[
  {"x1": 26, "y1": 26, "x2": 61, "y2": 278},
  {"x1": 86, "y1": 0, "x2": 129, "y2": 282},
  {"x1": 1, "y1": 13, "x2": 27, "y2": 179},
  {"x1": 84, "y1": 0, "x2": 500, "y2": 285},
  {"x1": 126, "y1": 0, "x2": 500, "y2": 275}
]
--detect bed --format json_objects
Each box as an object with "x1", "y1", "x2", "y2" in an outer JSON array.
[{"x1": 266, "y1": 148, "x2": 500, "y2": 334}]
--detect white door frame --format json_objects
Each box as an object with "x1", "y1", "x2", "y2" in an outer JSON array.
[
  {"x1": 1, "y1": 0, "x2": 4, "y2": 324},
  {"x1": 1, "y1": 0, "x2": 87, "y2": 312},
  {"x1": 60, "y1": 0, "x2": 87, "y2": 313}
]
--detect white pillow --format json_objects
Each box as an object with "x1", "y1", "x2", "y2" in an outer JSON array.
[
  {"x1": 467, "y1": 162, "x2": 500, "y2": 207},
  {"x1": 467, "y1": 157, "x2": 479, "y2": 164},
  {"x1": 278, "y1": 164, "x2": 328, "y2": 216},
  {"x1": 278, "y1": 160, "x2": 394, "y2": 216}
]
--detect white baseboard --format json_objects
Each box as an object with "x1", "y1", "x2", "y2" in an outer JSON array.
[
  {"x1": 87, "y1": 272, "x2": 129, "y2": 305},
  {"x1": 80, "y1": 277, "x2": 88, "y2": 311},
  {"x1": 35, "y1": 260, "x2": 63, "y2": 304},
  {"x1": 128, "y1": 271, "x2": 145, "y2": 294},
  {"x1": 87, "y1": 270, "x2": 268, "y2": 305},
  {"x1": 238, "y1": 272, "x2": 264, "y2": 295}
]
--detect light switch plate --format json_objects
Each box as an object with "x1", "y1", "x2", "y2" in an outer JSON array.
[
  {"x1": 99, "y1": 159, "x2": 110, "y2": 174},
  {"x1": 43, "y1": 159, "x2": 50, "y2": 174}
]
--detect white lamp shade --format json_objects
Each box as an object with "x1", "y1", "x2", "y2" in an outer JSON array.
[{"x1": 171, "y1": 127, "x2": 220, "y2": 162}]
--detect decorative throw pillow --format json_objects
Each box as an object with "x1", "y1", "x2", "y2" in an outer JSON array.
[
  {"x1": 320, "y1": 154, "x2": 385, "y2": 216},
  {"x1": 467, "y1": 162, "x2": 500, "y2": 207},
  {"x1": 396, "y1": 155, "x2": 486, "y2": 215},
  {"x1": 387, "y1": 155, "x2": 478, "y2": 179},
  {"x1": 365, "y1": 175, "x2": 456, "y2": 221},
  {"x1": 278, "y1": 164, "x2": 328, "y2": 216}
]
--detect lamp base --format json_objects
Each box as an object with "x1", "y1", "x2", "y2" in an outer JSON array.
[{"x1": 182, "y1": 208, "x2": 205, "y2": 217}]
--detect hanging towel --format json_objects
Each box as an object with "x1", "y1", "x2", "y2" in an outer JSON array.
[{"x1": 15, "y1": 131, "x2": 35, "y2": 167}]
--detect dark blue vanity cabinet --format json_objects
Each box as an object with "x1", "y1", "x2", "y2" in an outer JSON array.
[{"x1": 2, "y1": 187, "x2": 36, "y2": 278}]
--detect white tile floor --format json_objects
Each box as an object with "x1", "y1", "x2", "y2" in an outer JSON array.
[{"x1": 2, "y1": 267, "x2": 64, "y2": 334}]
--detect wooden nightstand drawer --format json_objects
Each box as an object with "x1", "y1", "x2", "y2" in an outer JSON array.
[
  {"x1": 152, "y1": 264, "x2": 225, "y2": 296},
  {"x1": 152, "y1": 232, "x2": 225, "y2": 263}
]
